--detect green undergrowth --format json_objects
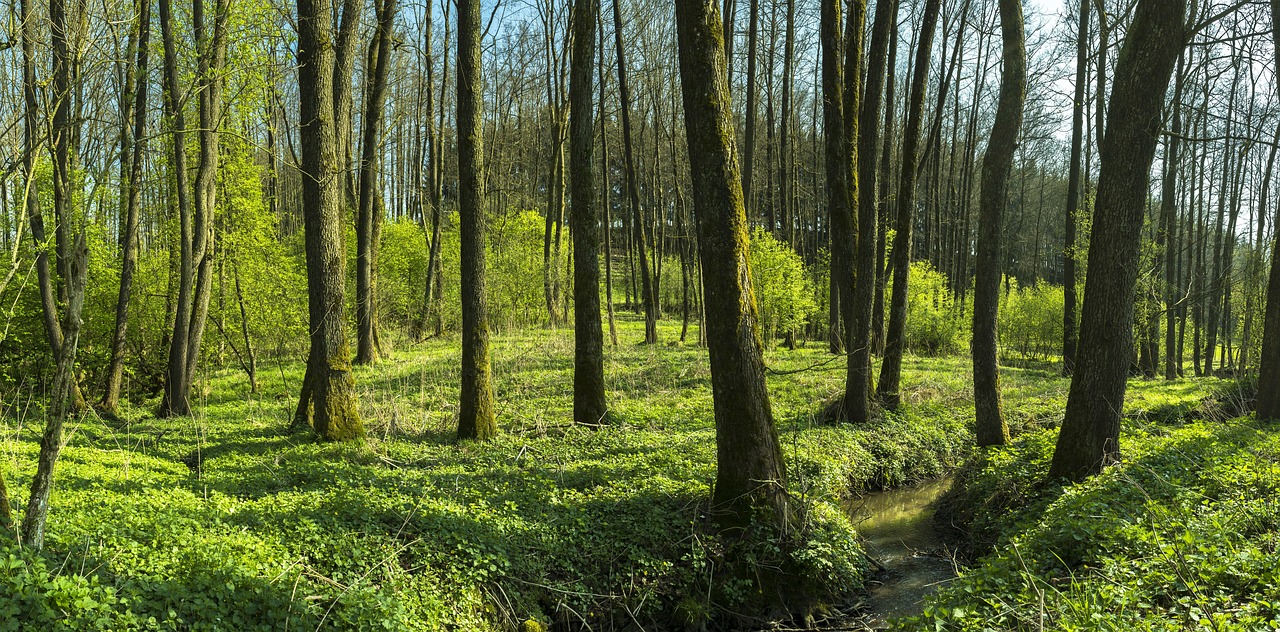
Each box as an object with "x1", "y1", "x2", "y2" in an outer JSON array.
[
  {"x1": 914, "y1": 380, "x2": 1280, "y2": 631},
  {"x1": 0, "y1": 316, "x2": 1075, "y2": 629}
]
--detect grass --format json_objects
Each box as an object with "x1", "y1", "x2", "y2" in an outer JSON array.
[{"x1": 0, "y1": 313, "x2": 1246, "y2": 629}]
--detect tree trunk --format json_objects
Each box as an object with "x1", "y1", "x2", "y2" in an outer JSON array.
[
  {"x1": 877, "y1": 0, "x2": 941, "y2": 410},
  {"x1": 846, "y1": 0, "x2": 893, "y2": 424},
  {"x1": 1048, "y1": 0, "x2": 1185, "y2": 482},
  {"x1": 103, "y1": 0, "x2": 151, "y2": 413},
  {"x1": 972, "y1": 0, "x2": 1024, "y2": 447},
  {"x1": 457, "y1": 0, "x2": 498, "y2": 440},
  {"x1": 356, "y1": 0, "x2": 398, "y2": 364},
  {"x1": 1160, "y1": 55, "x2": 1185, "y2": 380},
  {"x1": 295, "y1": 0, "x2": 364, "y2": 441},
  {"x1": 599, "y1": 8, "x2": 618, "y2": 347},
  {"x1": 613, "y1": 0, "x2": 657, "y2": 343},
  {"x1": 1062, "y1": 0, "x2": 1088, "y2": 375},
  {"x1": 570, "y1": 0, "x2": 608, "y2": 427},
  {"x1": 334, "y1": 0, "x2": 362, "y2": 213},
  {"x1": 1257, "y1": 0, "x2": 1280, "y2": 417},
  {"x1": 675, "y1": 0, "x2": 789, "y2": 533}
]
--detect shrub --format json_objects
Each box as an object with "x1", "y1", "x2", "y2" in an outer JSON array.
[
  {"x1": 999, "y1": 280, "x2": 1065, "y2": 361},
  {"x1": 749, "y1": 229, "x2": 817, "y2": 345}
]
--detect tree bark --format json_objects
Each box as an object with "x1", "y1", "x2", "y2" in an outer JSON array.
[
  {"x1": 356, "y1": 0, "x2": 398, "y2": 364},
  {"x1": 972, "y1": 0, "x2": 1024, "y2": 447},
  {"x1": 457, "y1": 0, "x2": 498, "y2": 440},
  {"x1": 1062, "y1": 0, "x2": 1089, "y2": 375},
  {"x1": 103, "y1": 0, "x2": 151, "y2": 414},
  {"x1": 845, "y1": 0, "x2": 893, "y2": 424},
  {"x1": 1256, "y1": 0, "x2": 1280, "y2": 421},
  {"x1": 675, "y1": 0, "x2": 789, "y2": 532},
  {"x1": 1048, "y1": 0, "x2": 1185, "y2": 482},
  {"x1": 570, "y1": 0, "x2": 608, "y2": 427},
  {"x1": 877, "y1": 0, "x2": 941, "y2": 410},
  {"x1": 296, "y1": 0, "x2": 364, "y2": 441}
]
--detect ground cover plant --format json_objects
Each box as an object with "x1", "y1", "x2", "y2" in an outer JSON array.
[{"x1": 0, "y1": 316, "x2": 991, "y2": 629}]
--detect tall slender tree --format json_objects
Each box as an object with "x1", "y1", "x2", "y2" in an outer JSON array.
[
  {"x1": 877, "y1": 0, "x2": 941, "y2": 409},
  {"x1": 675, "y1": 0, "x2": 788, "y2": 531},
  {"x1": 845, "y1": 0, "x2": 893, "y2": 424},
  {"x1": 1048, "y1": 0, "x2": 1186, "y2": 481},
  {"x1": 972, "y1": 0, "x2": 1025, "y2": 447},
  {"x1": 457, "y1": 0, "x2": 498, "y2": 440},
  {"x1": 355, "y1": 0, "x2": 399, "y2": 364},
  {"x1": 1062, "y1": 0, "x2": 1089, "y2": 375},
  {"x1": 102, "y1": 0, "x2": 151, "y2": 414},
  {"x1": 570, "y1": 0, "x2": 608, "y2": 426}
]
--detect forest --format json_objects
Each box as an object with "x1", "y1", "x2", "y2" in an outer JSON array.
[{"x1": 0, "y1": 0, "x2": 1278, "y2": 628}]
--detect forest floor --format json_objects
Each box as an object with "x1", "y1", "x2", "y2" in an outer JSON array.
[{"x1": 0, "y1": 314, "x2": 1269, "y2": 630}]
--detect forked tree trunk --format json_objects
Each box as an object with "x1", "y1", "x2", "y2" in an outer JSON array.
[
  {"x1": 1048, "y1": 0, "x2": 1185, "y2": 481},
  {"x1": 846, "y1": 0, "x2": 894, "y2": 424},
  {"x1": 295, "y1": 0, "x2": 363, "y2": 441},
  {"x1": 675, "y1": 0, "x2": 789, "y2": 532},
  {"x1": 972, "y1": 0, "x2": 1025, "y2": 447},
  {"x1": 356, "y1": 0, "x2": 398, "y2": 365}
]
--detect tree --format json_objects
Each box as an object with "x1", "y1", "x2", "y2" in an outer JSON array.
[
  {"x1": 21, "y1": 0, "x2": 89, "y2": 548},
  {"x1": 159, "y1": 0, "x2": 229, "y2": 418},
  {"x1": 845, "y1": 0, "x2": 893, "y2": 424},
  {"x1": 674, "y1": 0, "x2": 788, "y2": 531},
  {"x1": 457, "y1": 0, "x2": 498, "y2": 440},
  {"x1": 972, "y1": 0, "x2": 1025, "y2": 447},
  {"x1": 1062, "y1": 0, "x2": 1088, "y2": 375},
  {"x1": 1256, "y1": 0, "x2": 1280, "y2": 421},
  {"x1": 569, "y1": 0, "x2": 609, "y2": 427},
  {"x1": 295, "y1": 0, "x2": 364, "y2": 440},
  {"x1": 355, "y1": 0, "x2": 399, "y2": 364},
  {"x1": 612, "y1": 0, "x2": 658, "y2": 344},
  {"x1": 1048, "y1": 0, "x2": 1186, "y2": 482},
  {"x1": 102, "y1": 0, "x2": 151, "y2": 414},
  {"x1": 877, "y1": 0, "x2": 941, "y2": 410}
]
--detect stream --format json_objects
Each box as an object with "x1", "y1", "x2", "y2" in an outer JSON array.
[{"x1": 847, "y1": 475, "x2": 958, "y2": 628}]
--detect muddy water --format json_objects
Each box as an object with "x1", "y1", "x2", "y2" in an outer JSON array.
[{"x1": 848, "y1": 476, "x2": 958, "y2": 627}]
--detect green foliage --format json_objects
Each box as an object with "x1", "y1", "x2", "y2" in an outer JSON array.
[
  {"x1": 895, "y1": 261, "x2": 965, "y2": 355},
  {"x1": 998, "y1": 280, "x2": 1065, "y2": 361},
  {"x1": 0, "y1": 318, "x2": 988, "y2": 628},
  {"x1": 910, "y1": 399, "x2": 1280, "y2": 631},
  {"x1": 748, "y1": 229, "x2": 817, "y2": 344}
]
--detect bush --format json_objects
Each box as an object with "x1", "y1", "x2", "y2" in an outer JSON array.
[
  {"x1": 895, "y1": 261, "x2": 964, "y2": 355},
  {"x1": 999, "y1": 280, "x2": 1065, "y2": 361},
  {"x1": 749, "y1": 229, "x2": 817, "y2": 345}
]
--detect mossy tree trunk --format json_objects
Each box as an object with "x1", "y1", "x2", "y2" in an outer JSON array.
[
  {"x1": 972, "y1": 0, "x2": 1024, "y2": 448},
  {"x1": 570, "y1": 0, "x2": 608, "y2": 427},
  {"x1": 821, "y1": 0, "x2": 851, "y2": 386},
  {"x1": 1256, "y1": 0, "x2": 1280, "y2": 422},
  {"x1": 876, "y1": 0, "x2": 941, "y2": 410},
  {"x1": 1048, "y1": 0, "x2": 1186, "y2": 481},
  {"x1": 296, "y1": 0, "x2": 363, "y2": 441},
  {"x1": 457, "y1": 0, "x2": 498, "y2": 441},
  {"x1": 847, "y1": 0, "x2": 893, "y2": 424},
  {"x1": 675, "y1": 0, "x2": 789, "y2": 532}
]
